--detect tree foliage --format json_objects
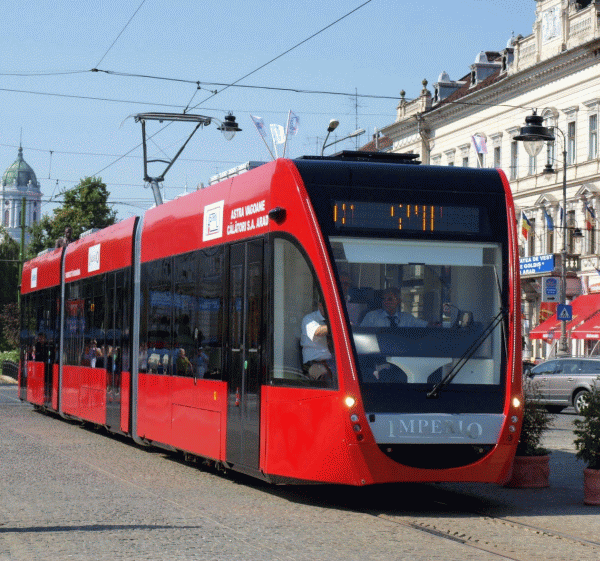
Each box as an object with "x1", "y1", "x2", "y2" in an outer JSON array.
[
  {"x1": 574, "y1": 386, "x2": 600, "y2": 470},
  {"x1": 27, "y1": 176, "x2": 117, "y2": 258},
  {"x1": 0, "y1": 229, "x2": 20, "y2": 350},
  {"x1": 0, "y1": 228, "x2": 19, "y2": 307},
  {"x1": 0, "y1": 302, "x2": 19, "y2": 350}
]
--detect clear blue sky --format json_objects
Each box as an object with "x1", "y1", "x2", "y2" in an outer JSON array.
[{"x1": 1, "y1": 0, "x2": 535, "y2": 221}]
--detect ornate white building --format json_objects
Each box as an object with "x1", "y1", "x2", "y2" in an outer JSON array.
[
  {"x1": 1, "y1": 146, "x2": 42, "y2": 245},
  {"x1": 377, "y1": 0, "x2": 600, "y2": 359}
]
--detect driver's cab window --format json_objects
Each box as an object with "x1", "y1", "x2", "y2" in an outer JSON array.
[{"x1": 271, "y1": 238, "x2": 337, "y2": 388}]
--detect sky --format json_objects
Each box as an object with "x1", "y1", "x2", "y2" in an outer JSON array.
[{"x1": 1, "y1": 0, "x2": 537, "y2": 221}]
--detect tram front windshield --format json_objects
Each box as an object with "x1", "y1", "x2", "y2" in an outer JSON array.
[{"x1": 330, "y1": 237, "x2": 504, "y2": 410}]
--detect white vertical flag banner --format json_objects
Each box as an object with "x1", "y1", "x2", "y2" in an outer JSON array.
[
  {"x1": 283, "y1": 111, "x2": 300, "y2": 158},
  {"x1": 250, "y1": 115, "x2": 275, "y2": 160},
  {"x1": 270, "y1": 124, "x2": 286, "y2": 158}
]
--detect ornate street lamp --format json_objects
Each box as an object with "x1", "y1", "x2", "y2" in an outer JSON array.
[{"x1": 515, "y1": 110, "x2": 570, "y2": 356}]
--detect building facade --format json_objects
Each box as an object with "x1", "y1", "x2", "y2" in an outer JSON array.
[
  {"x1": 378, "y1": 0, "x2": 600, "y2": 359},
  {"x1": 1, "y1": 146, "x2": 42, "y2": 245}
]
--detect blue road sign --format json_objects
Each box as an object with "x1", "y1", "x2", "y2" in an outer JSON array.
[{"x1": 557, "y1": 304, "x2": 573, "y2": 322}]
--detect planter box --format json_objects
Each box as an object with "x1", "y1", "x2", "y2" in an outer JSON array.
[
  {"x1": 584, "y1": 468, "x2": 600, "y2": 505},
  {"x1": 504, "y1": 455, "x2": 550, "y2": 488}
]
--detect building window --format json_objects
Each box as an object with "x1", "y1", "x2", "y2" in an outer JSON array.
[
  {"x1": 494, "y1": 146, "x2": 501, "y2": 168},
  {"x1": 567, "y1": 121, "x2": 576, "y2": 165},
  {"x1": 568, "y1": 210, "x2": 576, "y2": 253},
  {"x1": 527, "y1": 218, "x2": 535, "y2": 256},
  {"x1": 462, "y1": 156, "x2": 469, "y2": 167},
  {"x1": 589, "y1": 114, "x2": 598, "y2": 160},
  {"x1": 510, "y1": 141, "x2": 518, "y2": 179}
]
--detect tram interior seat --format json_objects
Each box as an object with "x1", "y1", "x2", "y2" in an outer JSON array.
[{"x1": 358, "y1": 355, "x2": 407, "y2": 383}]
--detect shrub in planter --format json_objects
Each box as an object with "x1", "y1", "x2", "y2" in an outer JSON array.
[
  {"x1": 505, "y1": 382, "x2": 554, "y2": 488},
  {"x1": 573, "y1": 384, "x2": 600, "y2": 505}
]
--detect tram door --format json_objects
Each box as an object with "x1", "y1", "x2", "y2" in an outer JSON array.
[
  {"x1": 226, "y1": 240, "x2": 264, "y2": 469},
  {"x1": 105, "y1": 272, "x2": 124, "y2": 431}
]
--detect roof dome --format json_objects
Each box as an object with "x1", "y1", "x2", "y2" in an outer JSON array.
[
  {"x1": 2, "y1": 146, "x2": 39, "y2": 190},
  {"x1": 437, "y1": 70, "x2": 451, "y2": 83},
  {"x1": 475, "y1": 51, "x2": 489, "y2": 64}
]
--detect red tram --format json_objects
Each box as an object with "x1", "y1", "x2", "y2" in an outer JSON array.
[{"x1": 19, "y1": 151, "x2": 523, "y2": 485}]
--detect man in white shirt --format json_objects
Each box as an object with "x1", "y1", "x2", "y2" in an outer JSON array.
[
  {"x1": 360, "y1": 287, "x2": 428, "y2": 328},
  {"x1": 300, "y1": 301, "x2": 334, "y2": 381}
]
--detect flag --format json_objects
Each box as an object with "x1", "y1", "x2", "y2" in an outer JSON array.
[
  {"x1": 472, "y1": 134, "x2": 487, "y2": 154},
  {"x1": 559, "y1": 205, "x2": 564, "y2": 228},
  {"x1": 522, "y1": 211, "x2": 532, "y2": 240},
  {"x1": 270, "y1": 124, "x2": 286, "y2": 145},
  {"x1": 287, "y1": 111, "x2": 300, "y2": 136},
  {"x1": 250, "y1": 115, "x2": 267, "y2": 139},
  {"x1": 543, "y1": 207, "x2": 554, "y2": 231},
  {"x1": 585, "y1": 202, "x2": 596, "y2": 231}
]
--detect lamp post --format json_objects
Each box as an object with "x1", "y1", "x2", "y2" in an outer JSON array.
[
  {"x1": 134, "y1": 112, "x2": 241, "y2": 206},
  {"x1": 515, "y1": 110, "x2": 570, "y2": 356},
  {"x1": 320, "y1": 120, "x2": 366, "y2": 156}
]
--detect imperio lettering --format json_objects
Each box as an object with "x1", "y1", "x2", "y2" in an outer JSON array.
[{"x1": 389, "y1": 417, "x2": 484, "y2": 440}]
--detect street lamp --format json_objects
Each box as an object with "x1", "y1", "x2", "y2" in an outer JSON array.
[
  {"x1": 134, "y1": 112, "x2": 241, "y2": 205},
  {"x1": 515, "y1": 110, "x2": 570, "y2": 356},
  {"x1": 321, "y1": 123, "x2": 366, "y2": 156}
]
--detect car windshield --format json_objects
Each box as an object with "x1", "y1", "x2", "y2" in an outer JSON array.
[{"x1": 330, "y1": 237, "x2": 504, "y2": 388}]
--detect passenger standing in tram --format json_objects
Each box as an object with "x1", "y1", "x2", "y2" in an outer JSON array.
[
  {"x1": 360, "y1": 287, "x2": 428, "y2": 328},
  {"x1": 300, "y1": 300, "x2": 334, "y2": 382},
  {"x1": 176, "y1": 348, "x2": 194, "y2": 376}
]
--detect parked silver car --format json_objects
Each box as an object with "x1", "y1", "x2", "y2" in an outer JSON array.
[{"x1": 526, "y1": 357, "x2": 600, "y2": 414}]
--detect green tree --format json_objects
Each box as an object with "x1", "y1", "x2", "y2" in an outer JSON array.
[
  {"x1": 0, "y1": 229, "x2": 20, "y2": 350},
  {"x1": 27, "y1": 176, "x2": 117, "y2": 257},
  {"x1": 0, "y1": 228, "x2": 19, "y2": 306}
]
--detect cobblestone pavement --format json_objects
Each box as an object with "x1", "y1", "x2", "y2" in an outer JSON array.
[{"x1": 1, "y1": 385, "x2": 598, "y2": 561}]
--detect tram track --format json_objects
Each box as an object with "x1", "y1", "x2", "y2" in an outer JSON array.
[{"x1": 366, "y1": 489, "x2": 600, "y2": 561}]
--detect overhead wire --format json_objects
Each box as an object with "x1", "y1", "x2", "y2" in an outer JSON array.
[
  {"x1": 89, "y1": 0, "x2": 376, "y2": 180},
  {"x1": 94, "y1": 0, "x2": 148, "y2": 68}
]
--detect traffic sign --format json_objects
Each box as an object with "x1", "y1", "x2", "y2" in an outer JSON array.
[
  {"x1": 542, "y1": 277, "x2": 560, "y2": 302},
  {"x1": 557, "y1": 304, "x2": 572, "y2": 322}
]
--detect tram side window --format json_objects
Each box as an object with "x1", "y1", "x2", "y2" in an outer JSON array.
[
  {"x1": 197, "y1": 248, "x2": 224, "y2": 379},
  {"x1": 140, "y1": 249, "x2": 224, "y2": 378},
  {"x1": 28, "y1": 288, "x2": 59, "y2": 365},
  {"x1": 173, "y1": 252, "x2": 199, "y2": 377},
  {"x1": 143, "y1": 259, "x2": 174, "y2": 375},
  {"x1": 271, "y1": 238, "x2": 337, "y2": 388},
  {"x1": 64, "y1": 282, "x2": 84, "y2": 366}
]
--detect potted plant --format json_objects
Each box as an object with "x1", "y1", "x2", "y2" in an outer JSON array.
[
  {"x1": 505, "y1": 382, "x2": 555, "y2": 488},
  {"x1": 573, "y1": 384, "x2": 600, "y2": 505}
]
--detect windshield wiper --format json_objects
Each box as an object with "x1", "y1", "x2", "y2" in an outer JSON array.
[{"x1": 427, "y1": 308, "x2": 507, "y2": 399}]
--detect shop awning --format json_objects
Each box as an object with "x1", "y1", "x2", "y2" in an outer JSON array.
[
  {"x1": 528, "y1": 293, "x2": 600, "y2": 340},
  {"x1": 571, "y1": 311, "x2": 600, "y2": 339}
]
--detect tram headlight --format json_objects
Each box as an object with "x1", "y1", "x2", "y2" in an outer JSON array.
[
  {"x1": 511, "y1": 415, "x2": 519, "y2": 424},
  {"x1": 350, "y1": 414, "x2": 359, "y2": 422},
  {"x1": 512, "y1": 397, "x2": 521, "y2": 408},
  {"x1": 353, "y1": 424, "x2": 362, "y2": 433},
  {"x1": 345, "y1": 396, "x2": 356, "y2": 408}
]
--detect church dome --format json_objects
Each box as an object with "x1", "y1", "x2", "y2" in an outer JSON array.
[{"x1": 2, "y1": 146, "x2": 39, "y2": 190}]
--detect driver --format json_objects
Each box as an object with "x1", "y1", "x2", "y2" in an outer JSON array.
[{"x1": 360, "y1": 287, "x2": 428, "y2": 328}]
